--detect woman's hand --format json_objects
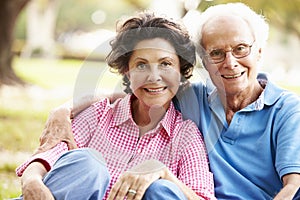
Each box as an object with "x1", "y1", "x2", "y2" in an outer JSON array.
[
  {"x1": 107, "y1": 160, "x2": 167, "y2": 200},
  {"x1": 34, "y1": 106, "x2": 77, "y2": 155}
]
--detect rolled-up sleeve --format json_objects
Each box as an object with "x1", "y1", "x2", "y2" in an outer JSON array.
[{"x1": 16, "y1": 142, "x2": 68, "y2": 176}]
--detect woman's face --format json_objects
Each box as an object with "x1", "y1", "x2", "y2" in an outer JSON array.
[
  {"x1": 201, "y1": 15, "x2": 261, "y2": 96},
  {"x1": 128, "y1": 38, "x2": 181, "y2": 109}
]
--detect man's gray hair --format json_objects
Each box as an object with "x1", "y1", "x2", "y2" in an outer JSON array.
[{"x1": 194, "y1": 3, "x2": 269, "y2": 49}]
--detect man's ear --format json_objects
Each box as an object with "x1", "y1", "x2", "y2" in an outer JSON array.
[
  {"x1": 258, "y1": 48, "x2": 262, "y2": 61},
  {"x1": 201, "y1": 57, "x2": 208, "y2": 70}
]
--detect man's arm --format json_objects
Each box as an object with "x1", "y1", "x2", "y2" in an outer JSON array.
[
  {"x1": 21, "y1": 162, "x2": 54, "y2": 200},
  {"x1": 35, "y1": 92, "x2": 125, "y2": 154},
  {"x1": 273, "y1": 173, "x2": 300, "y2": 200}
]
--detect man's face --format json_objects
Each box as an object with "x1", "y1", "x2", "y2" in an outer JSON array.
[{"x1": 201, "y1": 15, "x2": 261, "y2": 96}]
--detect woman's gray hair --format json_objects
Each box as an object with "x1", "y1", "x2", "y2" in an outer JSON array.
[{"x1": 195, "y1": 3, "x2": 269, "y2": 50}]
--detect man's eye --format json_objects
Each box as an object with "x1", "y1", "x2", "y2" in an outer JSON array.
[
  {"x1": 234, "y1": 44, "x2": 248, "y2": 54},
  {"x1": 209, "y1": 50, "x2": 224, "y2": 58}
]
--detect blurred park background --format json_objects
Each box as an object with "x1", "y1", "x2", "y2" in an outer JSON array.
[{"x1": 0, "y1": 0, "x2": 299, "y2": 198}]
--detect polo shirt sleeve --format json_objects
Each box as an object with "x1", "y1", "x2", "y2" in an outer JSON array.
[
  {"x1": 274, "y1": 94, "x2": 300, "y2": 178},
  {"x1": 16, "y1": 142, "x2": 69, "y2": 176},
  {"x1": 173, "y1": 82, "x2": 204, "y2": 127}
]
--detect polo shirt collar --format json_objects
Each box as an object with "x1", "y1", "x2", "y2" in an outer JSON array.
[{"x1": 206, "y1": 72, "x2": 286, "y2": 112}]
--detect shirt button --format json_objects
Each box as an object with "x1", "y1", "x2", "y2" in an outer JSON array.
[{"x1": 137, "y1": 148, "x2": 142, "y2": 154}]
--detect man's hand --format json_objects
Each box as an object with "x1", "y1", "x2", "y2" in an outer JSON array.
[
  {"x1": 34, "y1": 107, "x2": 77, "y2": 155},
  {"x1": 34, "y1": 93, "x2": 125, "y2": 154}
]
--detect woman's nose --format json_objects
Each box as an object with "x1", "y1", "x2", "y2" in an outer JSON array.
[{"x1": 147, "y1": 65, "x2": 162, "y2": 82}]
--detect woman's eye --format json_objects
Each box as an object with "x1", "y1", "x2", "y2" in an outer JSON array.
[
  {"x1": 160, "y1": 61, "x2": 172, "y2": 68},
  {"x1": 136, "y1": 63, "x2": 147, "y2": 70}
]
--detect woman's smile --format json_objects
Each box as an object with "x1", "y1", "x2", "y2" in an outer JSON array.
[{"x1": 143, "y1": 86, "x2": 167, "y2": 94}]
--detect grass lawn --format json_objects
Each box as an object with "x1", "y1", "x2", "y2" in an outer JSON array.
[{"x1": 0, "y1": 57, "x2": 299, "y2": 199}]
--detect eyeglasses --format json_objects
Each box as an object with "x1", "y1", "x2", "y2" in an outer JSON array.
[{"x1": 205, "y1": 41, "x2": 255, "y2": 64}]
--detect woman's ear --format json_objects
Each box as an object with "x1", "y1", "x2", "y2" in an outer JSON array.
[{"x1": 125, "y1": 70, "x2": 130, "y2": 79}]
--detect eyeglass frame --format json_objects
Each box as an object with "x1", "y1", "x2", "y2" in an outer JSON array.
[{"x1": 203, "y1": 40, "x2": 256, "y2": 64}]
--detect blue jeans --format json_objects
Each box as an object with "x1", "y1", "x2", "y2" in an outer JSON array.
[{"x1": 14, "y1": 148, "x2": 187, "y2": 200}]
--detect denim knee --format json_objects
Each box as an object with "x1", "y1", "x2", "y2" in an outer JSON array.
[
  {"x1": 143, "y1": 179, "x2": 187, "y2": 200},
  {"x1": 53, "y1": 148, "x2": 106, "y2": 168},
  {"x1": 43, "y1": 148, "x2": 110, "y2": 199}
]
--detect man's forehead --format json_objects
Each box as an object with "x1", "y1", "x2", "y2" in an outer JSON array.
[
  {"x1": 201, "y1": 15, "x2": 253, "y2": 45},
  {"x1": 203, "y1": 14, "x2": 247, "y2": 31}
]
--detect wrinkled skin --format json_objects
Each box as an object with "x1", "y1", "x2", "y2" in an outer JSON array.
[
  {"x1": 21, "y1": 162, "x2": 54, "y2": 200},
  {"x1": 22, "y1": 177, "x2": 54, "y2": 200},
  {"x1": 34, "y1": 107, "x2": 77, "y2": 155}
]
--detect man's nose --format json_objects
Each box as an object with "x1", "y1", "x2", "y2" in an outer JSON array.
[{"x1": 223, "y1": 51, "x2": 237, "y2": 69}]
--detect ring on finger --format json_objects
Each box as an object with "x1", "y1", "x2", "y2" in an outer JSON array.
[{"x1": 128, "y1": 189, "x2": 137, "y2": 195}]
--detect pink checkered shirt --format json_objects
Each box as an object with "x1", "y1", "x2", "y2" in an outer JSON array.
[{"x1": 16, "y1": 94, "x2": 214, "y2": 199}]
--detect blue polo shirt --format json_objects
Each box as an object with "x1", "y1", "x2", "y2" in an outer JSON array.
[{"x1": 174, "y1": 74, "x2": 300, "y2": 199}]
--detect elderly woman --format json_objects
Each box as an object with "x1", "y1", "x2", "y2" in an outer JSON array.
[
  {"x1": 15, "y1": 12, "x2": 215, "y2": 200},
  {"x1": 25, "y1": 2, "x2": 300, "y2": 200}
]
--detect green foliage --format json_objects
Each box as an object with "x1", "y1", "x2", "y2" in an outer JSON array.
[
  {"x1": 0, "y1": 163, "x2": 18, "y2": 173},
  {"x1": 0, "y1": 108, "x2": 46, "y2": 152},
  {"x1": 198, "y1": 0, "x2": 300, "y2": 39},
  {"x1": 0, "y1": 172, "x2": 21, "y2": 199},
  {"x1": 13, "y1": 58, "x2": 82, "y2": 89},
  {"x1": 56, "y1": 0, "x2": 101, "y2": 32},
  {"x1": 14, "y1": 8, "x2": 27, "y2": 40},
  {"x1": 15, "y1": 0, "x2": 150, "y2": 40},
  {"x1": 14, "y1": 0, "x2": 300, "y2": 42}
]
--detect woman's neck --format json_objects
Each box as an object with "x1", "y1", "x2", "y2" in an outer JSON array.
[{"x1": 131, "y1": 99, "x2": 168, "y2": 136}]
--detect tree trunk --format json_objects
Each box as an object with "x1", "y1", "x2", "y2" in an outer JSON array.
[{"x1": 0, "y1": 0, "x2": 30, "y2": 86}]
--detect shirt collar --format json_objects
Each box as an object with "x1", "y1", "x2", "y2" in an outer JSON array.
[
  {"x1": 206, "y1": 72, "x2": 286, "y2": 111},
  {"x1": 111, "y1": 94, "x2": 176, "y2": 137},
  {"x1": 109, "y1": 94, "x2": 133, "y2": 127},
  {"x1": 160, "y1": 102, "x2": 177, "y2": 137}
]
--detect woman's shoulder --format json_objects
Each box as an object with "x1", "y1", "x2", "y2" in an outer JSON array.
[{"x1": 92, "y1": 95, "x2": 129, "y2": 110}]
